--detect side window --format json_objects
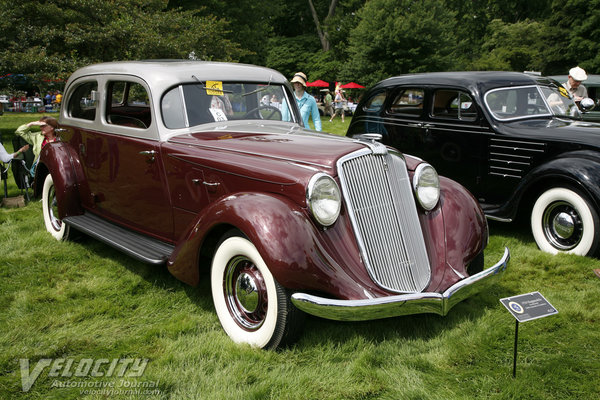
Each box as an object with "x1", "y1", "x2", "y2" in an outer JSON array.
[
  {"x1": 162, "y1": 86, "x2": 187, "y2": 129},
  {"x1": 432, "y1": 90, "x2": 477, "y2": 121},
  {"x1": 389, "y1": 88, "x2": 424, "y2": 116},
  {"x1": 67, "y1": 81, "x2": 98, "y2": 120},
  {"x1": 106, "y1": 81, "x2": 151, "y2": 129},
  {"x1": 363, "y1": 91, "x2": 387, "y2": 113}
]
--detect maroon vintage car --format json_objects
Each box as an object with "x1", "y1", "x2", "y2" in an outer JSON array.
[{"x1": 36, "y1": 61, "x2": 509, "y2": 349}]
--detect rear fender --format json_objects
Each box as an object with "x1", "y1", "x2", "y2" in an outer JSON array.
[{"x1": 36, "y1": 142, "x2": 85, "y2": 219}]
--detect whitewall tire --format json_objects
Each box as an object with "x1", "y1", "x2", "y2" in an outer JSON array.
[
  {"x1": 211, "y1": 235, "x2": 303, "y2": 349},
  {"x1": 42, "y1": 174, "x2": 71, "y2": 241},
  {"x1": 531, "y1": 187, "x2": 599, "y2": 256}
]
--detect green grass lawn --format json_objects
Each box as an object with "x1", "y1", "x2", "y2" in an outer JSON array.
[{"x1": 1, "y1": 113, "x2": 599, "y2": 399}]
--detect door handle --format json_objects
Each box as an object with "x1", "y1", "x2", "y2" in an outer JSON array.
[{"x1": 139, "y1": 150, "x2": 156, "y2": 162}]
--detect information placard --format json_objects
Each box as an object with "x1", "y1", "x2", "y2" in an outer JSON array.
[{"x1": 500, "y1": 291, "x2": 558, "y2": 322}]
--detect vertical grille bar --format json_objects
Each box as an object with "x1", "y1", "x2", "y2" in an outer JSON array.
[{"x1": 338, "y1": 149, "x2": 431, "y2": 293}]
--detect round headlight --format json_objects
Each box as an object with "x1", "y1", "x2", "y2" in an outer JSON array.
[
  {"x1": 413, "y1": 163, "x2": 440, "y2": 211},
  {"x1": 307, "y1": 173, "x2": 341, "y2": 226}
]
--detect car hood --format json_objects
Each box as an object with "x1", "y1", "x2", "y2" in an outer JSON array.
[
  {"x1": 167, "y1": 121, "x2": 367, "y2": 173},
  {"x1": 497, "y1": 118, "x2": 600, "y2": 148}
]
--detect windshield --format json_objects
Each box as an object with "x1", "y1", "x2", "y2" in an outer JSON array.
[
  {"x1": 161, "y1": 81, "x2": 296, "y2": 129},
  {"x1": 484, "y1": 85, "x2": 580, "y2": 121}
]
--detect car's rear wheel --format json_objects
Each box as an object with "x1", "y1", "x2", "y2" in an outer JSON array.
[
  {"x1": 211, "y1": 234, "x2": 304, "y2": 349},
  {"x1": 531, "y1": 187, "x2": 599, "y2": 256},
  {"x1": 42, "y1": 174, "x2": 71, "y2": 241}
]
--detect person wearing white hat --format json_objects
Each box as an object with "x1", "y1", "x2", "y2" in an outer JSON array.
[
  {"x1": 563, "y1": 66, "x2": 588, "y2": 102},
  {"x1": 289, "y1": 72, "x2": 322, "y2": 131}
]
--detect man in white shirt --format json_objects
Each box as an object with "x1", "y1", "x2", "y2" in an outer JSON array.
[{"x1": 563, "y1": 66, "x2": 588, "y2": 102}]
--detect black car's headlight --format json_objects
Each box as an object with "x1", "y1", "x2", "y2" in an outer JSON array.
[
  {"x1": 307, "y1": 173, "x2": 341, "y2": 226},
  {"x1": 413, "y1": 163, "x2": 440, "y2": 211}
]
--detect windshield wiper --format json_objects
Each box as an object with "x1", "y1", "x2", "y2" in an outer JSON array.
[{"x1": 243, "y1": 74, "x2": 273, "y2": 97}]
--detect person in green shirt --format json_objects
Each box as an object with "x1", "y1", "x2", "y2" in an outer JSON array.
[{"x1": 15, "y1": 116, "x2": 59, "y2": 175}]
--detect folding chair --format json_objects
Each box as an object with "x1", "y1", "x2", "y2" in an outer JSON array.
[{"x1": 10, "y1": 136, "x2": 35, "y2": 201}]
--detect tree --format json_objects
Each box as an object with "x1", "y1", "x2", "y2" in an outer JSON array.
[
  {"x1": 343, "y1": 0, "x2": 457, "y2": 86},
  {"x1": 544, "y1": 0, "x2": 600, "y2": 74},
  {"x1": 0, "y1": 0, "x2": 245, "y2": 90},
  {"x1": 168, "y1": 0, "x2": 287, "y2": 66},
  {"x1": 470, "y1": 19, "x2": 550, "y2": 72},
  {"x1": 307, "y1": 0, "x2": 338, "y2": 51}
]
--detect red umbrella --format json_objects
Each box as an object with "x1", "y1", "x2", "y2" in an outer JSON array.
[
  {"x1": 340, "y1": 82, "x2": 365, "y2": 89},
  {"x1": 306, "y1": 79, "x2": 330, "y2": 87}
]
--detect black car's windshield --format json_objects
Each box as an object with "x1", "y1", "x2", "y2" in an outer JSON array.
[
  {"x1": 484, "y1": 85, "x2": 580, "y2": 121},
  {"x1": 161, "y1": 81, "x2": 296, "y2": 128}
]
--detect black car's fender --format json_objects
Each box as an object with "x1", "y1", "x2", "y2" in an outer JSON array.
[{"x1": 495, "y1": 150, "x2": 600, "y2": 220}]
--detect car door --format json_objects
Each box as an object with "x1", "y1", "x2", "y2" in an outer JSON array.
[
  {"x1": 383, "y1": 86, "x2": 489, "y2": 196},
  {"x1": 70, "y1": 77, "x2": 174, "y2": 240}
]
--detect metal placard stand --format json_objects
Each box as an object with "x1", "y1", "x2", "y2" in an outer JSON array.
[{"x1": 500, "y1": 291, "x2": 558, "y2": 377}]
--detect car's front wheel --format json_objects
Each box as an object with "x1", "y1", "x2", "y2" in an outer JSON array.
[
  {"x1": 42, "y1": 174, "x2": 71, "y2": 241},
  {"x1": 211, "y1": 234, "x2": 304, "y2": 349},
  {"x1": 531, "y1": 187, "x2": 599, "y2": 256}
]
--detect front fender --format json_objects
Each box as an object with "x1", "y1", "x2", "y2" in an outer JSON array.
[
  {"x1": 496, "y1": 153, "x2": 600, "y2": 220},
  {"x1": 167, "y1": 192, "x2": 376, "y2": 300},
  {"x1": 420, "y1": 176, "x2": 488, "y2": 292},
  {"x1": 37, "y1": 141, "x2": 85, "y2": 219}
]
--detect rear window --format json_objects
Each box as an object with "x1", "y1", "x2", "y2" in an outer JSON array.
[
  {"x1": 389, "y1": 88, "x2": 424, "y2": 116},
  {"x1": 67, "y1": 81, "x2": 98, "y2": 121},
  {"x1": 363, "y1": 91, "x2": 387, "y2": 113},
  {"x1": 432, "y1": 90, "x2": 477, "y2": 121}
]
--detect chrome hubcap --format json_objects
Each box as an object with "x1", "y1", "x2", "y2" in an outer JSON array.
[
  {"x1": 235, "y1": 272, "x2": 259, "y2": 313},
  {"x1": 543, "y1": 201, "x2": 582, "y2": 250},
  {"x1": 224, "y1": 256, "x2": 267, "y2": 331},
  {"x1": 553, "y1": 212, "x2": 575, "y2": 239}
]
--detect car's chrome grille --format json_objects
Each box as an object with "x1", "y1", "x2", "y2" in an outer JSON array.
[{"x1": 338, "y1": 148, "x2": 431, "y2": 293}]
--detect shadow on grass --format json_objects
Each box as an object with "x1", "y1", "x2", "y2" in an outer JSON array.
[
  {"x1": 75, "y1": 234, "x2": 215, "y2": 313},
  {"x1": 69, "y1": 227, "x2": 514, "y2": 350}
]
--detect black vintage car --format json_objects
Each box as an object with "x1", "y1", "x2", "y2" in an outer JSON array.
[{"x1": 348, "y1": 71, "x2": 600, "y2": 257}]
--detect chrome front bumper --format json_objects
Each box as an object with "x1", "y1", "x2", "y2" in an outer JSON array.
[{"x1": 291, "y1": 247, "x2": 510, "y2": 321}]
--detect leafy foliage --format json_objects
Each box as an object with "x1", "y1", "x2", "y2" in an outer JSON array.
[
  {"x1": 470, "y1": 19, "x2": 550, "y2": 72},
  {"x1": 1, "y1": 0, "x2": 600, "y2": 93},
  {"x1": 342, "y1": 0, "x2": 458, "y2": 86},
  {"x1": 0, "y1": 0, "x2": 245, "y2": 86}
]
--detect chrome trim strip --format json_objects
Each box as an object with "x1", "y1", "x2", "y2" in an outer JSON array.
[
  {"x1": 485, "y1": 215, "x2": 513, "y2": 222},
  {"x1": 290, "y1": 247, "x2": 510, "y2": 321}
]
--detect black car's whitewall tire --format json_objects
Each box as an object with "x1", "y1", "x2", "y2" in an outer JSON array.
[
  {"x1": 211, "y1": 235, "x2": 303, "y2": 349},
  {"x1": 531, "y1": 187, "x2": 599, "y2": 256},
  {"x1": 42, "y1": 174, "x2": 71, "y2": 241}
]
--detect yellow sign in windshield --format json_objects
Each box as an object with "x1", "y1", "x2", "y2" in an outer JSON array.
[{"x1": 206, "y1": 81, "x2": 224, "y2": 96}]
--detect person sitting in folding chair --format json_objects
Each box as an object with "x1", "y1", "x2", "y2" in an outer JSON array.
[
  {"x1": 1, "y1": 141, "x2": 30, "y2": 198},
  {"x1": 0, "y1": 142, "x2": 29, "y2": 164}
]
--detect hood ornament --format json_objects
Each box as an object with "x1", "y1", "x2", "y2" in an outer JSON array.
[{"x1": 353, "y1": 133, "x2": 387, "y2": 155}]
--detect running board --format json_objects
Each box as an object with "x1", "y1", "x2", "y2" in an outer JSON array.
[{"x1": 63, "y1": 213, "x2": 174, "y2": 265}]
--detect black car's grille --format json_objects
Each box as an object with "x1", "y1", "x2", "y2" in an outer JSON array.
[
  {"x1": 489, "y1": 138, "x2": 546, "y2": 179},
  {"x1": 337, "y1": 148, "x2": 431, "y2": 293}
]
